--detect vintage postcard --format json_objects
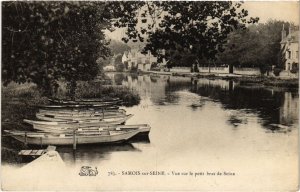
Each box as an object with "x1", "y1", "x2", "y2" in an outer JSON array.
[{"x1": 1, "y1": 1, "x2": 299, "y2": 191}]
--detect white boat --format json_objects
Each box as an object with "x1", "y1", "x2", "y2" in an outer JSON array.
[
  {"x1": 27, "y1": 115, "x2": 133, "y2": 126},
  {"x1": 48, "y1": 98, "x2": 122, "y2": 105},
  {"x1": 38, "y1": 109, "x2": 126, "y2": 116},
  {"x1": 24, "y1": 119, "x2": 151, "y2": 134},
  {"x1": 38, "y1": 104, "x2": 119, "y2": 109},
  {"x1": 4, "y1": 129, "x2": 141, "y2": 145},
  {"x1": 36, "y1": 113, "x2": 133, "y2": 122}
]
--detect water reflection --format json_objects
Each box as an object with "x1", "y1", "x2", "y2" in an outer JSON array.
[
  {"x1": 3, "y1": 73, "x2": 298, "y2": 190},
  {"x1": 58, "y1": 143, "x2": 140, "y2": 165},
  {"x1": 122, "y1": 74, "x2": 298, "y2": 132}
]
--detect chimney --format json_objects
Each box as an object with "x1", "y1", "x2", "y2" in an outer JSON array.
[{"x1": 281, "y1": 24, "x2": 286, "y2": 40}]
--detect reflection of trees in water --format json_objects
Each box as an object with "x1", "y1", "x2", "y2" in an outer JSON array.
[
  {"x1": 114, "y1": 73, "x2": 127, "y2": 85},
  {"x1": 58, "y1": 143, "x2": 139, "y2": 164},
  {"x1": 190, "y1": 83, "x2": 298, "y2": 130},
  {"x1": 121, "y1": 74, "x2": 298, "y2": 131},
  {"x1": 164, "y1": 78, "x2": 192, "y2": 104}
]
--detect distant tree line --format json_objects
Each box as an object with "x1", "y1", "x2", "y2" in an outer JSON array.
[
  {"x1": 216, "y1": 20, "x2": 298, "y2": 73},
  {"x1": 165, "y1": 20, "x2": 298, "y2": 75}
]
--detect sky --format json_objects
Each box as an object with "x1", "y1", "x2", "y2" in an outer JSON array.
[
  {"x1": 106, "y1": 1, "x2": 299, "y2": 41},
  {"x1": 243, "y1": 1, "x2": 299, "y2": 24}
]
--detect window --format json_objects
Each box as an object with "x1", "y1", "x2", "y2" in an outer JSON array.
[
  {"x1": 296, "y1": 51, "x2": 299, "y2": 59},
  {"x1": 287, "y1": 51, "x2": 291, "y2": 59}
]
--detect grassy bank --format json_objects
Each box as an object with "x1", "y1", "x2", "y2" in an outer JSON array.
[
  {"x1": 192, "y1": 74, "x2": 299, "y2": 89},
  {"x1": 75, "y1": 81, "x2": 140, "y2": 106},
  {"x1": 1, "y1": 81, "x2": 140, "y2": 164}
]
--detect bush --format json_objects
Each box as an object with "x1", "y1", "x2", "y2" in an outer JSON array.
[
  {"x1": 273, "y1": 68, "x2": 282, "y2": 76},
  {"x1": 290, "y1": 63, "x2": 298, "y2": 74},
  {"x1": 75, "y1": 81, "x2": 140, "y2": 106},
  {"x1": 130, "y1": 66, "x2": 138, "y2": 73}
]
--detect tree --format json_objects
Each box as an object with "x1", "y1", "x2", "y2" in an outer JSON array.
[
  {"x1": 217, "y1": 20, "x2": 293, "y2": 73},
  {"x1": 114, "y1": 54, "x2": 124, "y2": 72},
  {"x1": 108, "y1": 39, "x2": 130, "y2": 55},
  {"x1": 117, "y1": 2, "x2": 259, "y2": 67},
  {"x1": 2, "y1": 2, "x2": 113, "y2": 98},
  {"x1": 2, "y1": 1, "x2": 143, "y2": 98}
]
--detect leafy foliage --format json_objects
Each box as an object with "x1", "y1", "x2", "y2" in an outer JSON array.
[
  {"x1": 2, "y1": 1, "x2": 142, "y2": 98},
  {"x1": 217, "y1": 20, "x2": 293, "y2": 72},
  {"x1": 114, "y1": 54, "x2": 125, "y2": 72},
  {"x1": 118, "y1": 2, "x2": 259, "y2": 66},
  {"x1": 2, "y1": 2, "x2": 115, "y2": 97},
  {"x1": 108, "y1": 39, "x2": 131, "y2": 55}
]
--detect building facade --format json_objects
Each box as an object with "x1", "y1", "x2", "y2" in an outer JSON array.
[
  {"x1": 280, "y1": 25, "x2": 299, "y2": 72},
  {"x1": 121, "y1": 51, "x2": 128, "y2": 64},
  {"x1": 122, "y1": 47, "x2": 168, "y2": 71}
]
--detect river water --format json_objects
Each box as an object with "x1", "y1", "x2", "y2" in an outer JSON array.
[{"x1": 2, "y1": 73, "x2": 299, "y2": 191}]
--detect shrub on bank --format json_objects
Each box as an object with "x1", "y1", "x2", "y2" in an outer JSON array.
[
  {"x1": 75, "y1": 81, "x2": 140, "y2": 106},
  {"x1": 273, "y1": 68, "x2": 282, "y2": 76}
]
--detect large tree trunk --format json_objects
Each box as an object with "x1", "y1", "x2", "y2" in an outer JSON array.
[
  {"x1": 66, "y1": 80, "x2": 77, "y2": 100},
  {"x1": 37, "y1": 78, "x2": 58, "y2": 97}
]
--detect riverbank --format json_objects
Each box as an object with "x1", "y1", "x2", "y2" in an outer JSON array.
[
  {"x1": 147, "y1": 71, "x2": 299, "y2": 89},
  {"x1": 1, "y1": 81, "x2": 140, "y2": 164},
  {"x1": 194, "y1": 74, "x2": 299, "y2": 89}
]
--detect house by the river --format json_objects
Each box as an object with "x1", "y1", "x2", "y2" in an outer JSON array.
[
  {"x1": 122, "y1": 47, "x2": 167, "y2": 71},
  {"x1": 280, "y1": 25, "x2": 299, "y2": 75}
]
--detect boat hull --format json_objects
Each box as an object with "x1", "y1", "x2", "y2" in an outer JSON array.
[
  {"x1": 32, "y1": 123, "x2": 151, "y2": 134},
  {"x1": 38, "y1": 109, "x2": 126, "y2": 116},
  {"x1": 36, "y1": 114, "x2": 133, "y2": 122},
  {"x1": 38, "y1": 104, "x2": 119, "y2": 109},
  {"x1": 48, "y1": 98, "x2": 122, "y2": 105},
  {"x1": 8, "y1": 130, "x2": 140, "y2": 146}
]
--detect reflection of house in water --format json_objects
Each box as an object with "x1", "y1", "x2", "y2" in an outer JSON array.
[
  {"x1": 279, "y1": 92, "x2": 299, "y2": 125},
  {"x1": 121, "y1": 74, "x2": 298, "y2": 130},
  {"x1": 123, "y1": 75, "x2": 170, "y2": 104},
  {"x1": 193, "y1": 78, "x2": 236, "y2": 91}
]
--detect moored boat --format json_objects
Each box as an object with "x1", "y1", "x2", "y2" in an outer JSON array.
[
  {"x1": 48, "y1": 98, "x2": 122, "y2": 105},
  {"x1": 4, "y1": 129, "x2": 140, "y2": 145},
  {"x1": 38, "y1": 104, "x2": 119, "y2": 109},
  {"x1": 35, "y1": 114, "x2": 133, "y2": 123},
  {"x1": 36, "y1": 113, "x2": 133, "y2": 122},
  {"x1": 37, "y1": 109, "x2": 126, "y2": 117},
  {"x1": 24, "y1": 119, "x2": 151, "y2": 134}
]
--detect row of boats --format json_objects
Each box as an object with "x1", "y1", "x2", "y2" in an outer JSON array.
[{"x1": 5, "y1": 98, "x2": 151, "y2": 146}]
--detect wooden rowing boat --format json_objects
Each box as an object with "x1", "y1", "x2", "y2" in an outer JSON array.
[
  {"x1": 35, "y1": 114, "x2": 133, "y2": 123},
  {"x1": 24, "y1": 119, "x2": 150, "y2": 134},
  {"x1": 39, "y1": 105, "x2": 119, "y2": 112},
  {"x1": 4, "y1": 129, "x2": 140, "y2": 145},
  {"x1": 38, "y1": 108, "x2": 126, "y2": 115},
  {"x1": 48, "y1": 98, "x2": 122, "y2": 105},
  {"x1": 36, "y1": 113, "x2": 132, "y2": 122},
  {"x1": 38, "y1": 104, "x2": 119, "y2": 109},
  {"x1": 37, "y1": 109, "x2": 126, "y2": 117}
]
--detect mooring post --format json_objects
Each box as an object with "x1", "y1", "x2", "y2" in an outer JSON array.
[
  {"x1": 40, "y1": 137, "x2": 43, "y2": 147},
  {"x1": 24, "y1": 132, "x2": 28, "y2": 146},
  {"x1": 73, "y1": 130, "x2": 77, "y2": 150}
]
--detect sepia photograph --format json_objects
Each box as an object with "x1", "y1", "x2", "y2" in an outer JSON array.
[{"x1": 1, "y1": 1, "x2": 299, "y2": 191}]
